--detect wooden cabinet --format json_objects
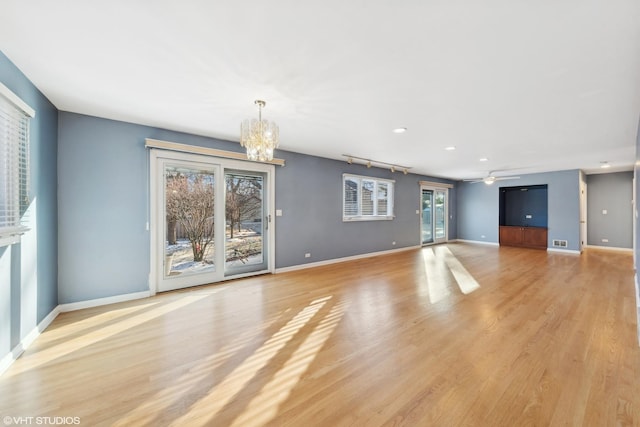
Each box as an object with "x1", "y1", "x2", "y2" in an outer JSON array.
[{"x1": 499, "y1": 226, "x2": 547, "y2": 249}]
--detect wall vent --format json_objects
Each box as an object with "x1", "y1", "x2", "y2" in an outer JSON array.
[{"x1": 552, "y1": 239, "x2": 568, "y2": 248}]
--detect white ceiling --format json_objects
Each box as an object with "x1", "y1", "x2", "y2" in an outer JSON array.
[{"x1": 2, "y1": 1, "x2": 639, "y2": 180}]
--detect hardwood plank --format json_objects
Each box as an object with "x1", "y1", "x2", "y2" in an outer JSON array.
[{"x1": 0, "y1": 244, "x2": 638, "y2": 426}]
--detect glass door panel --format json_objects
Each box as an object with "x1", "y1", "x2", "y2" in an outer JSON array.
[
  {"x1": 421, "y1": 189, "x2": 434, "y2": 244},
  {"x1": 160, "y1": 162, "x2": 221, "y2": 291},
  {"x1": 224, "y1": 171, "x2": 268, "y2": 275},
  {"x1": 435, "y1": 190, "x2": 446, "y2": 240}
]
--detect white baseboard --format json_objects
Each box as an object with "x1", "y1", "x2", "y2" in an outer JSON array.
[
  {"x1": 58, "y1": 290, "x2": 151, "y2": 312},
  {"x1": 584, "y1": 245, "x2": 633, "y2": 254},
  {"x1": 455, "y1": 239, "x2": 499, "y2": 247},
  {"x1": 0, "y1": 305, "x2": 61, "y2": 376},
  {"x1": 275, "y1": 245, "x2": 421, "y2": 274},
  {"x1": 547, "y1": 248, "x2": 581, "y2": 255}
]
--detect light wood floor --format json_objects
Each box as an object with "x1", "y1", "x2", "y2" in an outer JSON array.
[{"x1": 1, "y1": 243, "x2": 639, "y2": 426}]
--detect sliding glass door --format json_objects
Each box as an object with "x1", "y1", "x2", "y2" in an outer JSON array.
[
  {"x1": 150, "y1": 150, "x2": 274, "y2": 293},
  {"x1": 421, "y1": 186, "x2": 448, "y2": 245}
]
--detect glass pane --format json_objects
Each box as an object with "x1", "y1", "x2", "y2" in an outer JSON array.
[
  {"x1": 435, "y1": 190, "x2": 446, "y2": 239},
  {"x1": 225, "y1": 173, "x2": 264, "y2": 269},
  {"x1": 164, "y1": 166, "x2": 216, "y2": 278},
  {"x1": 377, "y1": 182, "x2": 388, "y2": 216},
  {"x1": 344, "y1": 177, "x2": 359, "y2": 216},
  {"x1": 422, "y1": 189, "x2": 433, "y2": 244},
  {"x1": 362, "y1": 180, "x2": 374, "y2": 216}
]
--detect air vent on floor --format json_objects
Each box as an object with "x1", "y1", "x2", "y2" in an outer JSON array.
[{"x1": 552, "y1": 239, "x2": 568, "y2": 248}]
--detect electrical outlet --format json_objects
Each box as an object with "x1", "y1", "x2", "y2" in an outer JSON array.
[
  {"x1": 525, "y1": 215, "x2": 532, "y2": 219},
  {"x1": 392, "y1": 241, "x2": 396, "y2": 245},
  {"x1": 602, "y1": 209, "x2": 607, "y2": 215},
  {"x1": 276, "y1": 209, "x2": 283, "y2": 216},
  {"x1": 601, "y1": 238, "x2": 609, "y2": 243},
  {"x1": 305, "y1": 253, "x2": 311, "y2": 258}
]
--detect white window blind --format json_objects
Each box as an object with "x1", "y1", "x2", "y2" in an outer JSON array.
[
  {"x1": 0, "y1": 83, "x2": 33, "y2": 241},
  {"x1": 343, "y1": 174, "x2": 394, "y2": 221}
]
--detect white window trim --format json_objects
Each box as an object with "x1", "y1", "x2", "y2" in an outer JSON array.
[
  {"x1": 0, "y1": 82, "x2": 34, "y2": 246},
  {"x1": 343, "y1": 173, "x2": 395, "y2": 221},
  {"x1": 0, "y1": 82, "x2": 35, "y2": 118}
]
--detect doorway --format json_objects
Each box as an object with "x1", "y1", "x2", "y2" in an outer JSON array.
[
  {"x1": 150, "y1": 149, "x2": 275, "y2": 293},
  {"x1": 421, "y1": 186, "x2": 448, "y2": 245}
]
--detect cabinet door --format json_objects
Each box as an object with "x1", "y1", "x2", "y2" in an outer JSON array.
[
  {"x1": 499, "y1": 226, "x2": 523, "y2": 246},
  {"x1": 523, "y1": 227, "x2": 547, "y2": 248}
]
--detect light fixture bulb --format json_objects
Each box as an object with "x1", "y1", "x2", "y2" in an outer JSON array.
[
  {"x1": 390, "y1": 166, "x2": 395, "y2": 173},
  {"x1": 367, "y1": 161, "x2": 372, "y2": 168},
  {"x1": 347, "y1": 157, "x2": 353, "y2": 164},
  {"x1": 403, "y1": 169, "x2": 408, "y2": 175}
]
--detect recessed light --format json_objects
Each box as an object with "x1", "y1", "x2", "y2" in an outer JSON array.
[
  {"x1": 445, "y1": 146, "x2": 456, "y2": 151},
  {"x1": 600, "y1": 161, "x2": 611, "y2": 169},
  {"x1": 392, "y1": 127, "x2": 407, "y2": 134},
  {"x1": 479, "y1": 157, "x2": 489, "y2": 162}
]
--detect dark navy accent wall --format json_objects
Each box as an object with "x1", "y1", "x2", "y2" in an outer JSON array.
[
  {"x1": 0, "y1": 51, "x2": 58, "y2": 360},
  {"x1": 500, "y1": 185, "x2": 548, "y2": 228}
]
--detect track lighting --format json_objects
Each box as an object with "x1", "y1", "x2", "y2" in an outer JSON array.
[{"x1": 342, "y1": 154, "x2": 411, "y2": 175}]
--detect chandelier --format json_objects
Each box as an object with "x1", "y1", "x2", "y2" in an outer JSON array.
[{"x1": 240, "y1": 100, "x2": 279, "y2": 162}]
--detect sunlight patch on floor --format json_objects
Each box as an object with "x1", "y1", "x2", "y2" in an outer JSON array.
[
  {"x1": 230, "y1": 301, "x2": 345, "y2": 426},
  {"x1": 5, "y1": 294, "x2": 210, "y2": 377},
  {"x1": 45, "y1": 301, "x2": 160, "y2": 339},
  {"x1": 422, "y1": 246, "x2": 480, "y2": 304},
  {"x1": 423, "y1": 248, "x2": 452, "y2": 304},
  {"x1": 435, "y1": 246, "x2": 481, "y2": 295},
  {"x1": 168, "y1": 296, "x2": 333, "y2": 426},
  {"x1": 112, "y1": 311, "x2": 286, "y2": 427}
]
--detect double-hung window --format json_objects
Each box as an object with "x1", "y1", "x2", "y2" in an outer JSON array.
[
  {"x1": 0, "y1": 82, "x2": 34, "y2": 245},
  {"x1": 343, "y1": 174, "x2": 394, "y2": 221}
]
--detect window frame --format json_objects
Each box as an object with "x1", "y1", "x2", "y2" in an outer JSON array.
[
  {"x1": 0, "y1": 82, "x2": 34, "y2": 246},
  {"x1": 342, "y1": 173, "x2": 395, "y2": 221}
]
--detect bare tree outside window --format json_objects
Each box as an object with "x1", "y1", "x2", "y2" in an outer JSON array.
[
  {"x1": 165, "y1": 170, "x2": 215, "y2": 262},
  {"x1": 226, "y1": 175, "x2": 262, "y2": 239}
]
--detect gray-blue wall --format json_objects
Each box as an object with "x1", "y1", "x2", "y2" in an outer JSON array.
[
  {"x1": 58, "y1": 112, "x2": 456, "y2": 303},
  {"x1": 274, "y1": 150, "x2": 456, "y2": 267},
  {"x1": 0, "y1": 51, "x2": 58, "y2": 361},
  {"x1": 457, "y1": 170, "x2": 581, "y2": 251},
  {"x1": 586, "y1": 172, "x2": 633, "y2": 249}
]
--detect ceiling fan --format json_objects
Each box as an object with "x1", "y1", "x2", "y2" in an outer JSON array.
[{"x1": 463, "y1": 171, "x2": 521, "y2": 185}]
